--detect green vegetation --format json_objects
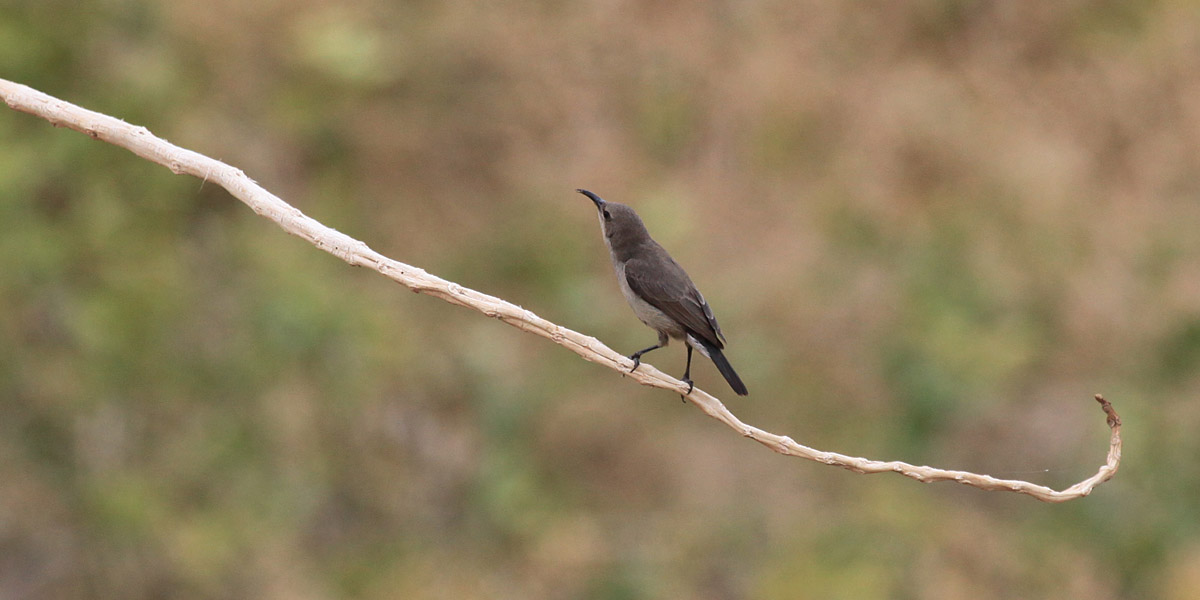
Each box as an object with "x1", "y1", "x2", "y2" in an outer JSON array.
[{"x1": 3, "y1": 2, "x2": 1199, "y2": 598}]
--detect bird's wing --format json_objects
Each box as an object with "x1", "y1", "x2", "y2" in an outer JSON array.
[{"x1": 623, "y1": 251, "x2": 726, "y2": 349}]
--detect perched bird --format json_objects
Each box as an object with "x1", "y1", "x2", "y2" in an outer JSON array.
[{"x1": 578, "y1": 189, "x2": 748, "y2": 397}]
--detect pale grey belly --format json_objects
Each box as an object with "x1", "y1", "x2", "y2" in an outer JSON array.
[{"x1": 614, "y1": 261, "x2": 686, "y2": 338}]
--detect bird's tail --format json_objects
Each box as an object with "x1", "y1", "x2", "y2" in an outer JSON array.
[{"x1": 703, "y1": 342, "x2": 748, "y2": 396}]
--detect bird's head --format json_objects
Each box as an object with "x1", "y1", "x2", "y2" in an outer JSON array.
[{"x1": 576, "y1": 189, "x2": 647, "y2": 244}]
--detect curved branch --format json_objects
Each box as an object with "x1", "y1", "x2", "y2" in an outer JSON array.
[{"x1": 1, "y1": 78, "x2": 1122, "y2": 502}]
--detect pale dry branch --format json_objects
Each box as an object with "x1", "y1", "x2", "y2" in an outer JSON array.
[{"x1": 0, "y1": 78, "x2": 1122, "y2": 502}]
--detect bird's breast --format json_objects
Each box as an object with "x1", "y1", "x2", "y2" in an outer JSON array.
[{"x1": 613, "y1": 260, "x2": 685, "y2": 337}]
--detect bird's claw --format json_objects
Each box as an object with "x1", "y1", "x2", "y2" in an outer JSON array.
[{"x1": 679, "y1": 378, "x2": 694, "y2": 402}]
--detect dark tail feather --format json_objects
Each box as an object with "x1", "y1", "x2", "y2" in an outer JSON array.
[{"x1": 704, "y1": 343, "x2": 748, "y2": 396}]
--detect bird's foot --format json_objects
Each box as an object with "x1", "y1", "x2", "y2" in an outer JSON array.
[
  {"x1": 679, "y1": 377, "x2": 694, "y2": 403},
  {"x1": 628, "y1": 354, "x2": 642, "y2": 373}
]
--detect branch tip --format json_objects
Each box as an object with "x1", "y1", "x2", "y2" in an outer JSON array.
[{"x1": 1094, "y1": 394, "x2": 1121, "y2": 428}]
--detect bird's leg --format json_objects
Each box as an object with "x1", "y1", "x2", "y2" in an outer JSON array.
[
  {"x1": 628, "y1": 332, "x2": 669, "y2": 373},
  {"x1": 628, "y1": 344, "x2": 661, "y2": 371},
  {"x1": 679, "y1": 345, "x2": 695, "y2": 401}
]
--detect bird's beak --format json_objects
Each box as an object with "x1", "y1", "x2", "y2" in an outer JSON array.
[{"x1": 576, "y1": 189, "x2": 605, "y2": 210}]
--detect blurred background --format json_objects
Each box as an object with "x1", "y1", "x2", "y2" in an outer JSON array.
[{"x1": 2, "y1": 1, "x2": 1199, "y2": 598}]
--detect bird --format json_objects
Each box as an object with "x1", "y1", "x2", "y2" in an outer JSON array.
[{"x1": 577, "y1": 189, "x2": 748, "y2": 397}]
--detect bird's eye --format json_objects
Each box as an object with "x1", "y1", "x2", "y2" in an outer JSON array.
[{"x1": 603, "y1": 210, "x2": 612, "y2": 220}]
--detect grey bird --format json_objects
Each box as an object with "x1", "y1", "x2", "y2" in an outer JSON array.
[{"x1": 578, "y1": 189, "x2": 748, "y2": 397}]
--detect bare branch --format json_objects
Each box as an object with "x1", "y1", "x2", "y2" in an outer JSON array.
[{"x1": 0, "y1": 78, "x2": 1122, "y2": 502}]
